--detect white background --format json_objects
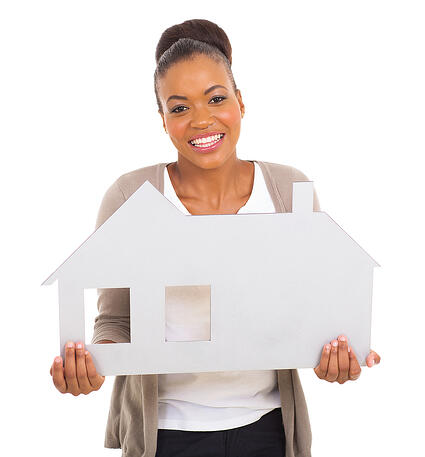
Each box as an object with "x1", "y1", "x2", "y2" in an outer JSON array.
[{"x1": 1, "y1": 1, "x2": 424, "y2": 455}]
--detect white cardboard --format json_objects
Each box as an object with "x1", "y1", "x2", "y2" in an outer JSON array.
[{"x1": 43, "y1": 181, "x2": 378, "y2": 376}]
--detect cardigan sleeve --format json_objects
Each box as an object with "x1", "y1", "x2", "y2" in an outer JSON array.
[{"x1": 91, "y1": 179, "x2": 131, "y2": 344}]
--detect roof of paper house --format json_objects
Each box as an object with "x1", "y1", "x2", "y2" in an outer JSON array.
[{"x1": 42, "y1": 181, "x2": 379, "y2": 286}]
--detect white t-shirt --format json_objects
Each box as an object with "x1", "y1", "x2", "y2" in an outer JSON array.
[{"x1": 159, "y1": 161, "x2": 281, "y2": 431}]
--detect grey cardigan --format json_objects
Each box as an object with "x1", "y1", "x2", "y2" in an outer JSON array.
[{"x1": 91, "y1": 160, "x2": 320, "y2": 457}]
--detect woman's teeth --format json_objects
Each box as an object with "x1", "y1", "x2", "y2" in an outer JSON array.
[{"x1": 189, "y1": 133, "x2": 224, "y2": 148}]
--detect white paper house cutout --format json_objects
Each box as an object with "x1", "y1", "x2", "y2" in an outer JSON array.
[{"x1": 43, "y1": 181, "x2": 379, "y2": 376}]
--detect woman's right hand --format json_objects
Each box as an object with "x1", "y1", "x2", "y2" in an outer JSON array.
[{"x1": 50, "y1": 341, "x2": 105, "y2": 395}]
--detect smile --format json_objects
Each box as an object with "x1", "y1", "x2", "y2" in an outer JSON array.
[{"x1": 188, "y1": 133, "x2": 225, "y2": 150}]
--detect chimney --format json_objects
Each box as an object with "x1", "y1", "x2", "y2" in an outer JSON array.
[{"x1": 292, "y1": 181, "x2": 314, "y2": 213}]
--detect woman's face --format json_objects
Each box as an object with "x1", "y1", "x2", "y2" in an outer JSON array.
[{"x1": 157, "y1": 54, "x2": 245, "y2": 170}]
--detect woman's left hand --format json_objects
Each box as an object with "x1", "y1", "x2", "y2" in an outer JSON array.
[{"x1": 314, "y1": 334, "x2": 381, "y2": 384}]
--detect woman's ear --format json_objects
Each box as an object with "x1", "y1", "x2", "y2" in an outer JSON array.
[
  {"x1": 236, "y1": 89, "x2": 245, "y2": 118},
  {"x1": 158, "y1": 109, "x2": 168, "y2": 134}
]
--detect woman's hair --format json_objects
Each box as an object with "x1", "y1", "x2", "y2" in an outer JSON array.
[{"x1": 154, "y1": 19, "x2": 237, "y2": 113}]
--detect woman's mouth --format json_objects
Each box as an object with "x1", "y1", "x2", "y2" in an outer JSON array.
[{"x1": 188, "y1": 133, "x2": 225, "y2": 152}]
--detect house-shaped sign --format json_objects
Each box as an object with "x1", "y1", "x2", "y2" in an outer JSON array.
[{"x1": 43, "y1": 181, "x2": 379, "y2": 376}]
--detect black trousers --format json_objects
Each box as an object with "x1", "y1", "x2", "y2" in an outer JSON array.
[{"x1": 155, "y1": 408, "x2": 286, "y2": 457}]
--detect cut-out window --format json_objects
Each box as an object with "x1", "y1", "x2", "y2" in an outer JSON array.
[
  {"x1": 84, "y1": 288, "x2": 130, "y2": 344},
  {"x1": 165, "y1": 285, "x2": 211, "y2": 342}
]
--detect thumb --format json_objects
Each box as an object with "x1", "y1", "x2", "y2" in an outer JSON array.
[{"x1": 366, "y1": 349, "x2": 381, "y2": 367}]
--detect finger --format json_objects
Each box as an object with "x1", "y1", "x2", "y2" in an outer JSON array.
[
  {"x1": 64, "y1": 341, "x2": 79, "y2": 395},
  {"x1": 366, "y1": 349, "x2": 381, "y2": 367},
  {"x1": 326, "y1": 340, "x2": 339, "y2": 382},
  {"x1": 337, "y1": 335, "x2": 350, "y2": 384},
  {"x1": 348, "y1": 346, "x2": 361, "y2": 380},
  {"x1": 75, "y1": 342, "x2": 92, "y2": 394},
  {"x1": 85, "y1": 351, "x2": 105, "y2": 391},
  {"x1": 52, "y1": 356, "x2": 67, "y2": 393},
  {"x1": 314, "y1": 344, "x2": 331, "y2": 379},
  {"x1": 372, "y1": 350, "x2": 381, "y2": 364}
]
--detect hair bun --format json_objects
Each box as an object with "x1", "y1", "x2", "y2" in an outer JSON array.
[{"x1": 155, "y1": 19, "x2": 232, "y2": 65}]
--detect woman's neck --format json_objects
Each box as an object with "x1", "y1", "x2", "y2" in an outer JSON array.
[{"x1": 167, "y1": 154, "x2": 254, "y2": 214}]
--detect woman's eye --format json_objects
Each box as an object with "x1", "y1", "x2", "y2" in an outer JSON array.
[
  {"x1": 170, "y1": 96, "x2": 225, "y2": 113},
  {"x1": 210, "y1": 96, "x2": 226, "y2": 104},
  {"x1": 171, "y1": 105, "x2": 187, "y2": 113}
]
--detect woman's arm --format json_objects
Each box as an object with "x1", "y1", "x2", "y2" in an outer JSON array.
[
  {"x1": 50, "y1": 180, "x2": 127, "y2": 394},
  {"x1": 91, "y1": 180, "x2": 131, "y2": 345}
]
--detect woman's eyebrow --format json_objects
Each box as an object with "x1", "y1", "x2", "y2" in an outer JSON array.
[
  {"x1": 166, "y1": 85, "x2": 228, "y2": 104},
  {"x1": 204, "y1": 84, "x2": 227, "y2": 95}
]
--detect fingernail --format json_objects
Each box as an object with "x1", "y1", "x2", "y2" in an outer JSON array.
[
  {"x1": 67, "y1": 341, "x2": 74, "y2": 349},
  {"x1": 339, "y1": 336, "x2": 346, "y2": 342},
  {"x1": 55, "y1": 357, "x2": 61, "y2": 364},
  {"x1": 85, "y1": 350, "x2": 89, "y2": 356},
  {"x1": 325, "y1": 344, "x2": 331, "y2": 352},
  {"x1": 371, "y1": 359, "x2": 375, "y2": 366},
  {"x1": 76, "y1": 342, "x2": 82, "y2": 349},
  {"x1": 348, "y1": 346, "x2": 351, "y2": 353},
  {"x1": 332, "y1": 340, "x2": 338, "y2": 347}
]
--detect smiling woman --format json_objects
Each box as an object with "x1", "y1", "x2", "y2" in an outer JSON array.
[
  {"x1": 153, "y1": 29, "x2": 251, "y2": 214},
  {"x1": 50, "y1": 17, "x2": 381, "y2": 457}
]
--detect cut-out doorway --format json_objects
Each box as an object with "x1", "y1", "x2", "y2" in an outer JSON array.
[{"x1": 165, "y1": 285, "x2": 211, "y2": 342}]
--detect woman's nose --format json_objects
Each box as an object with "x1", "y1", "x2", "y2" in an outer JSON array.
[{"x1": 190, "y1": 106, "x2": 215, "y2": 129}]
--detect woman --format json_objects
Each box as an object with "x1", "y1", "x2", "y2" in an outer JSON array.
[{"x1": 50, "y1": 19, "x2": 381, "y2": 457}]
